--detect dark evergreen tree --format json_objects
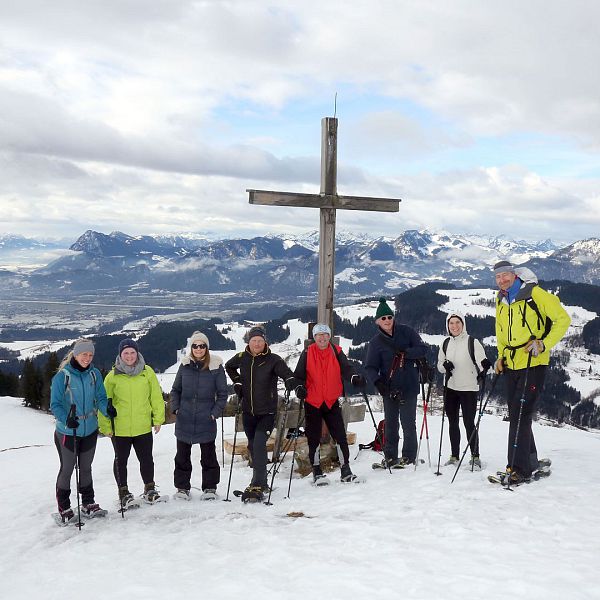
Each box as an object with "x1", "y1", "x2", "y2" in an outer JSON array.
[
  {"x1": 20, "y1": 358, "x2": 43, "y2": 409},
  {"x1": 40, "y1": 352, "x2": 60, "y2": 412}
]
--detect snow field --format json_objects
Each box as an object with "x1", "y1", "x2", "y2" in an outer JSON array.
[{"x1": 1, "y1": 396, "x2": 599, "y2": 600}]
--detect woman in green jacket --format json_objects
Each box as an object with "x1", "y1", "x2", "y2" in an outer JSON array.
[{"x1": 99, "y1": 338, "x2": 165, "y2": 508}]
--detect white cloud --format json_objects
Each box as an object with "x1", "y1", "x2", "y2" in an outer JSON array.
[{"x1": 0, "y1": 1, "x2": 599, "y2": 243}]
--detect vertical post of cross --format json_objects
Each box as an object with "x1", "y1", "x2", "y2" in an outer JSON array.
[{"x1": 318, "y1": 117, "x2": 337, "y2": 331}]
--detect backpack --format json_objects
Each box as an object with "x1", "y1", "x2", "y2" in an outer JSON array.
[
  {"x1": 442, "y1": 335, "x2": 480, "y2": 375},
  {"x1": 522, "y1": 294, "x2": 553, "y2": 340},
  {"x1": 359, "y1": 419, "x2": 386, "y2": 452}
]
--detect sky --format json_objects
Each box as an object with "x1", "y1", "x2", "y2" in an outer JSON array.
[{"x1": 1, "y1": 0, "x2": 599, "y2": 245}]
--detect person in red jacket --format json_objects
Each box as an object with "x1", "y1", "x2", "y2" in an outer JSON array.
[{"x1": 294, "y1": 323, "x2": 366, "y2": 485}]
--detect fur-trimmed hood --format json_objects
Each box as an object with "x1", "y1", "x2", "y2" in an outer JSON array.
[{"x1": 180, "y1": 354, "x2": 223, "y2": 370}]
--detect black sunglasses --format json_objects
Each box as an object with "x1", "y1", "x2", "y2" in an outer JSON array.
[
  {"x1": 379, "y1": 315, "x2": 394, "y2": 321},
  {"x1": 191, "y1": 343, "x2": 207, "y2": 350}
]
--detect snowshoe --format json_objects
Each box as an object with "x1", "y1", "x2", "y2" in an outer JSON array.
[
  {"x1": 52, "y1": 507, "x2": 79, "y2": 527},
  {"x1": 200, "y1": 489, "x2": 217, "y2": 501},
  {"x1": 173, "y1": 489, "x2": 191, "y2": 501},
  {"x1": 537, "y1": 458, "x2": 552, "y2": 469},
  {"x1": 312, "y1": 465, "x2": 329, "y2": 487},
  {"x1": 118, "y1": 491, "x2": 141, "y2": 512},
  {"x1": 142, "y1": 483, "x2": 167, "y2": 504},
  {"x1": 469, "y1": 455, "x2": 482, "y2": 470},
  {"x1": 444, "y1": 456, "x2": 459, "y2": 466},
  {"x1": 240, "y1": 485, "x2": 264, "y2": 503},
  {"x1": 81, "y1": 503, "x2": 107, "y2": 519},
  {"x1": 372, "y1": 457, "x2": 403, "y2": 470},
  {"x1": 340, "y1": 463, "x2": 358, "y2": 483}
]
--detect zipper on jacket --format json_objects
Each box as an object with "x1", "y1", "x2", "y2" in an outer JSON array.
[{"x1": 250, "y1": 355, "x2": 255, "y2": 415}]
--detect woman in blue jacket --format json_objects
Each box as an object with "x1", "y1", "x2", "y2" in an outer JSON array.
[
  {"x1": 170, "y1": 331, "x2": 227, "y2": 500},
  {"x1": 50, "y1": 338, "x2": 113, "y2": 525}
]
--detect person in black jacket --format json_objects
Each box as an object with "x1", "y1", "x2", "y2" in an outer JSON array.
[
  {"x1": 225, "y1": 325, "x2": 303, "y2": 502},
  {"x1": 364, "y1": 297, "x2": 428, "y2": 468},
  {"x1": 170, "y1": 331, "x2": 228, "y2": 501}
]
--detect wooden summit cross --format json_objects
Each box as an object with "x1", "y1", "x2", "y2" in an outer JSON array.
[{"x1": 247, "y1": 117, "x2": 401, "y2": 330}]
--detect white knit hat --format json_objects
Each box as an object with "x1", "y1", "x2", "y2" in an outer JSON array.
[
  {"x1": 312, "y1": 323, "x2": 331, "y2": 337},
  {"x1": 189, "y1": 331, "x2": 209, "y2": 349}
]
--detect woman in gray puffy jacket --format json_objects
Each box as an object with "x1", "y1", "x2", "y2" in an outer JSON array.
[{"x1": 170, "y1": 331, "x2": 227, "y2": 500}]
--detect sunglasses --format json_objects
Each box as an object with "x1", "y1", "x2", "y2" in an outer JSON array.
[
  {"x1": 379, "y1": 315, "x2": 394, "y2": 321},
  {"x1": 191, "y1": 343, "x2": 207, "y2": 350}
]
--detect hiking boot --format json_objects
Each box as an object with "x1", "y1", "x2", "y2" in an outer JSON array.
[
  {"x1": 444, "y1": 456, "x2": 459, "y2": 466},
  {"x1": 81, "y1": 503, "x2": 107, "y2": 518},
  {"x1": 241, "y1": 485, "x2": 264, "y2": 503},
  {"x1": 373, "y1": 457, "x2": 404, "y2": 469},
  {"x1": 470, "y1": 455, "x2": 482, "y2": 470},
  {"x1": 398, "y1": 457, "x2": 415, "y2": 467},
  {"x1": 200, "y1": 488, "x2": 217, "y2": 501},
  {"x1": 312, "y1": 464, "x2": 329, "y2": 486},
  {"x1": 174, "y1": 488, "x2": 191, "y2": 501},
  {"x1": 142, "y1": 482, "x2": 161, "y2": 504},
  {"x1": 340, "y1": 463, "x2": 357, "y2": 483},
  {"x1": 506, "y1": 468, "x2": 531, "y2": 485},
  {"x1": 537, "y1": 458, "x2": 552, "y2": 469},
  {"x1": 58, "y1": 507, "x2": 76, "y2": 525}
]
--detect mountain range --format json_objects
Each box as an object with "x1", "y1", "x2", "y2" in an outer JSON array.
[{"x1": 1, "y1": 230, "x2": 599, "y2": 303}]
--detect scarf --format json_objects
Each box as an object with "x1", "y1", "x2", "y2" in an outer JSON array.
[{"x1": 114, "y1": 352, "x2": 146, "y2": 377}]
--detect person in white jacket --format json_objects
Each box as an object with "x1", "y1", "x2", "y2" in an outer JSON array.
[{"x1": 437, "y1": 312, "x2": 491, "y2": 468}]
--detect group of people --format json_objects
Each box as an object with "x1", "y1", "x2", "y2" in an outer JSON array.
[{"x1": 49, "y1": 260, "x2": 571, "y2": 521}]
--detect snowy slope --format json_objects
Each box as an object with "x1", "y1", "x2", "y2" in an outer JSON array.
[{"x1": 0, "y1": 396, "x2": 599, "y2": 600}]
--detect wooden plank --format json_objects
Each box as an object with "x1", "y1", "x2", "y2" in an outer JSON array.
[
  {"x1": 247, "y1": 189, "x2": 400, "y2": 212},
  {"x1": 223, "y1": 431, "x2": 357, "y2": 456}
]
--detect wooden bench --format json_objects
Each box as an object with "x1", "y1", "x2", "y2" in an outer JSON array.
[{"x1": 222, "y1": 398, "x2": 366, "y2": 462}]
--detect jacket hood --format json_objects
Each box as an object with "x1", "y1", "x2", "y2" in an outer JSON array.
[
  {"x1": 514, "y1": 266, "x2": 538, "y2": 285},
  {"x1": 446, "y1": 311, "x2": 469, "y2": 337},
  {"x1": 180, "y1": 354, "x2": 223, "y2": 370}
]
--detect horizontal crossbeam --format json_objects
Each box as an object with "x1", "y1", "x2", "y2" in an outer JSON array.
[{"x1": 247, "y1": 189, "x2": 400, "y2": 212}]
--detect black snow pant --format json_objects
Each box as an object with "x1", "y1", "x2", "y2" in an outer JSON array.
[
  {"x1": 383, "y1": 392, "x2": 418, "y2": 461},
  {"x1": 111, "y1": 432, "x2": 155, "y2": 490},
  {"x1": 243, "y1": 412, "x2": 275, "y2": 488},
  {"x1": 445, "y1": 388, "x2": 479, "y2": 458},
  {"x1": 54, "y1": 430, "x2": 98, "y2": 511},
  {"x1": 505, "y1": 365, "x2": 546, "y2": 478},
  {"x1": 174, "y1": 439, "x2": 220, "y2": 491},
  {"x1": 304, "y1": 400, "x2": 350, "y2": 466}
]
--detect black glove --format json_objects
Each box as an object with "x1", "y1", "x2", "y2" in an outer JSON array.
[
  {"x1": 295, "y1": 385, "x2": 307, "y2": 401},
  {"x1": 480, "y1": 358, "x2": 492, "y2": 372},
  {"x1": 66, "y1": 415, "x2": 80, "y2": 430},
  {"x1": 443, "y1": 360, "x2": 454, "y2": 375},
  {"x1": 351, "y1": 374, "x2": 366, "y2": 389},
  {"x1": 106, "y1": 402, "x2": 117, "y2": 419},
  {"x1": 233, "y1": 382, "x2": 243, "y2": 400},
  {"x1": 374, "y1": 379, "x2": 389, "y2": 396}
]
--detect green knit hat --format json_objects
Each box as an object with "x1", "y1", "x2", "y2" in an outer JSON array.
[{"x1": 375, "y1": 297, "x2": 394, "y2": 320}]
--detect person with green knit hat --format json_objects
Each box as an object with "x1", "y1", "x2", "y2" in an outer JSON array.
[
  {"x1": 375, "y1": 297, "x2": 394, "y2": 320},
  {"x1": 364, "y1": 297, "x2": 428, "y2": 469}
]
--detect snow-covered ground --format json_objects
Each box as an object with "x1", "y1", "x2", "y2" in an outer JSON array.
[{"x1": 1, "y1": 395, "x2": 599, "y2": 599}]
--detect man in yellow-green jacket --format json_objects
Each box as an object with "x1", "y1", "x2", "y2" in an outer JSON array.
[
  {"x1": 98, "y1": 338, "x2": 165, "y2": 508},
  {"x1": 493, "y1": 261, "x2": 571, "y2": 484}
]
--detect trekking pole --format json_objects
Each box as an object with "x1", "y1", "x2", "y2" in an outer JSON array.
[
  {"x1": 506, "y1": 350, "x2": 534, "y2": 492},
  {"x1": 108, "y1": 399, "x2": 125, "y2": 519},
  {"x1": 265, "y1": 391, "x2": 291, "y2": 506},
  {"x1": 471, "y1": 374, "x2": 487, "y2": 473},
  {"x1": 361, "y1": 391, "x2": 392, "y2": 474},
  {"x1": 451, "y1": 371, "x2": 502, "y2": 483},
  {"x1": 416, "y1": 364, "x2": 433, "y2": 471},
  {"x1": 435, "y1": 372, "x2": 450, "y2": 476},
  {"x1": 285, "y1": 398, "x2": 305, "y2": 499},
  {"x1": 221, "y1": 408, "x2": 225, "y2": 468},
  {"x1": 223, "y1": 401, "x2": 242, "y2": 502},
  {"x1": 69, "y1": 404, "x2": 84, "y2": 530}
]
